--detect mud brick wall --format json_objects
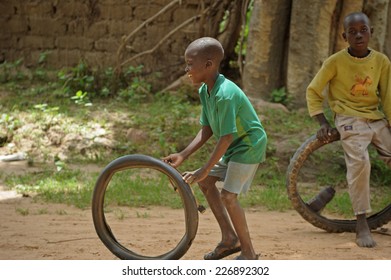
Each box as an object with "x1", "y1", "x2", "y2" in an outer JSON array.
[{"x1": 0, "y1": 0, "x2": 204, "y2": 87}]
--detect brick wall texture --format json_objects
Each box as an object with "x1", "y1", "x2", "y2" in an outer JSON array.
[{"x1": 0, "y1": 0, "x2": 205, "y2": 88}]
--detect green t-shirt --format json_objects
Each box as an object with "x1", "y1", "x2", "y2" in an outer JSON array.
[{"x1": 199, "y1": 74, "x2": 267, "y2": 164}]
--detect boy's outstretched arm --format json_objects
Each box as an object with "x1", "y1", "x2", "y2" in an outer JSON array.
[
  {"x1": 162, "y1": 125, "x2": 213, "y2": 168},
  {"x1": 314, "y1": 113, "x2": 334, "y2": 142},
  {"x1": 183, "y1": 133, "x2": 233, "y2": 185}
]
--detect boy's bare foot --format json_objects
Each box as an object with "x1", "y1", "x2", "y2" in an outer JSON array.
[{"x1": 356, "y1": 214, "x2": 376, "y2": 248}]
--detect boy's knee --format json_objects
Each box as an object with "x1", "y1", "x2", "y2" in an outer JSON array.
[
  {"x1": 197, "y1": 177, "x2": 215, "y2": 193},
  {"x1": 352, "y1": 159, "x2": 371, "y2": 170},
  {"x1": 346, "y1": 154, "x2": 370, "y2": 169},
  {"x1": 220, "y1": 189, "x2": 237, "y2": 207}
]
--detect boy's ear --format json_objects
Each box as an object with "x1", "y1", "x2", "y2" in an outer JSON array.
[
  {"x1": 206, "y1": 59, "x2": 213, "y2": 68},
  {"x1": 342, "y1": 32, "x2": 347, "y2": 41},
  {"x1": 370, "y1": 27, "x2": 374, "y2": 35}
]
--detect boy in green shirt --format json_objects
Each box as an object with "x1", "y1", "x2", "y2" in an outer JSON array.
[
  {"x1": 163, "y1": 37, "x2": 267, "y2": 259},
  {"x1": 306, "y1": 12, "x2": 391, "y2": 247}
]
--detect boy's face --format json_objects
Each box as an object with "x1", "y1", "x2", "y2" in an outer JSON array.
[
  {"x1": 342, "y1": 14, "x2": 372, "y2": 56},
  {"x1": 184, "y1": 48, "x2": 210, "y2": 85}
]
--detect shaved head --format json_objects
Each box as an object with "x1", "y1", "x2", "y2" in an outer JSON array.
[
  {"x1": 343, "y1": 12, "x2": 370, "y2": 30},
  {"x1": 185, "y1": 37, "x2": 224, "y2": 64}
]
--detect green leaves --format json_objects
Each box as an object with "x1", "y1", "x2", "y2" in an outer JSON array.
[{"x1": 71, "y1": 90, "x2": 92, "y2": 107}]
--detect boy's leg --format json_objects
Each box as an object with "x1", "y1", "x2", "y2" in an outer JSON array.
[
  {"x1": 352, "y1": 119, "x2": 391, "y2": 247},
  {"x1": 371, "y1": 119, "x2": 391, "y2": 167},
  {"x1": 221, "y1": 161, "x2": 259, "y2": 259},
  {"x1": 221, "y1": 189, "x2": 257, "y2": 259},
  {"x1": 335, "y1": 115, "x2": 375, "y2": 247},
  {"x1": 198, "y1": 175, "x2": 240, "y2": 258},
  {"x1": 355, "y1": 119, "x2": 391, "y2": 247},
  {"x1": 343, "y1": 139, "x2": 375, "y2": 247}
]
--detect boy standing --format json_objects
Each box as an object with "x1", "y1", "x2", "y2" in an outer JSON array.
[
  {"x1": 163, "y1": 37, "x2": 267, "y2": 259},
  {"x1": 306, "y1": 12, "x2": 391, "y2": 247}
]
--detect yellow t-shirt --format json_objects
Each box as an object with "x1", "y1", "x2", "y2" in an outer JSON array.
[{"x1": 306, "y1": 48, "x2": 391, "y2": 125}]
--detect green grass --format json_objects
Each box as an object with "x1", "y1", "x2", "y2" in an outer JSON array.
[
  {"x1": 4, "y1": 169, "x2": 95, "y2": 209},
  {"x1": 102, "y1": 170, "x2": 184, "y2": 209},
  {"x1": 1, "y1": 165, "x2": 291, "y2": 212}
]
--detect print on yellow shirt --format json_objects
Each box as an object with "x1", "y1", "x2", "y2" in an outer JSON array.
[{"x1": 350, "y1": 75, "x2": 372, "y2": 96}]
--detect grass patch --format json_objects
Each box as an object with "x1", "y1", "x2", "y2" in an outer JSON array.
[
  {"x1": 102, "y1": 169, "x2": 184, "y2": 209},
  {"x1": 5, "y1": 169, "x2": 96, "y2": 209}
]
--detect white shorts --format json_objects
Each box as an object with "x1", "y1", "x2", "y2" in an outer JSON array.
[{"x1": 208, "y1": 159, "x2": 259, "y2": 194}]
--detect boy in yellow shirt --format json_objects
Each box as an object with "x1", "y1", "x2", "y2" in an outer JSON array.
[{"x1": 306, "y1": 12, "x2": 391, "y2": 247}]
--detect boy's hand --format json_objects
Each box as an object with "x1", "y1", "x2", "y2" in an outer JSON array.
[
  {"x1": 182, "y1": 168, "x2": 208, "y2": 185},
  {"x1": 317, "y1": 123, "x2": 334, "y2": 143},
  {"x1": 314, "y1": 113, "x2": 334, "y2": 143},
  {"x1": 162, "y1": 153, "x2": 185, "y2": 168}
]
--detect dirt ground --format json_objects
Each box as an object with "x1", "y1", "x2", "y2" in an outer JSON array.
[{"x1": 1, "y1": 161, "x2": 391, "y2": 261}]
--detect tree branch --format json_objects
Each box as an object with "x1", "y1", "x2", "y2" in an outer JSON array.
[
  {"x1": 118, "y1": 10, "x2": 209, "y2": 69},
  {"x1": 116, "y1": 0, "x2": 181, "y2": 70}
]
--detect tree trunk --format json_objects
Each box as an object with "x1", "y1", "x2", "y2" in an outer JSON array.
[
  {"x1": 287, "y1": 0, "x2": 338, "y2": 107},
  {"x1": 386, "y1": 1, "x2": 391, "y2": 58},
  {"x1": 242, "y1": 0, "x2": 292, "y2": 99},
  {"x1": 333, "y1": 0, "x2": 364, "y2": 52},
  {"x1": 363, "y1": 0, "x2": 390, "y2": 53}
]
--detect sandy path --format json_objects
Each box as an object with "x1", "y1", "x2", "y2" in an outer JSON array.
[{"x1": 0, "y1": 192, "x2": 390, "y2": 260}]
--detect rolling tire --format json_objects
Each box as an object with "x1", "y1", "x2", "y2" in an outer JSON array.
[
  {"x1": 286, "y1": 131, "x2": 391, "y2": 233},
  {"x1": 92, "y1": 154, "x2": 199, "y2": 259}
]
